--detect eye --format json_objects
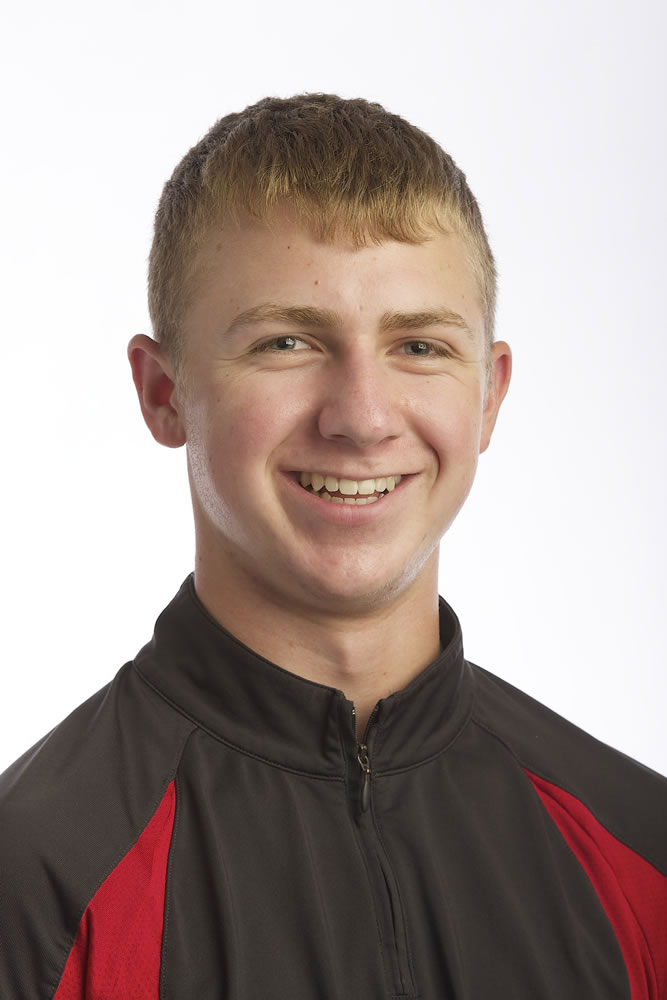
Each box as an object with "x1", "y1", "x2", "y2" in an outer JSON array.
[
  {"x1": 253, "y1": 335, "x2": 311, "y2": 353},
  {"x1": 400, "y1": 340, "x2": 453, "y2": 358},
  {"x1": 404, "y1": 340, "x2": 431, "y2": 356}
]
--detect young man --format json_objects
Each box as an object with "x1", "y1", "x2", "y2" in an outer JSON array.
[{"x1": 1, "y1": 95, "x2": 666, "y2": 999}]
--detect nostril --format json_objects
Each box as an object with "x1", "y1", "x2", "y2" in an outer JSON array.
[{"x1": 317, "y1": 402, "x2": 404, "y2": 447}]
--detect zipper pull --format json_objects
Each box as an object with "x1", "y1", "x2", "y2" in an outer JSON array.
[{"x1": 357, "y1": 743, "x2": 371, "y2": 812}]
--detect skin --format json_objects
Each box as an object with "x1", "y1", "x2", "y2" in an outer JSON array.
[{"x1": 128, "y1": 207, "x2": 512, "y2": 734}]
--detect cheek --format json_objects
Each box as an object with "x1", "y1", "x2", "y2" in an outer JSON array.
[
  {"x1": 226, "y1": 388, "x2": 303, "y2": 458},
  {"x1": 191, "y1": 382, "x2": 306, "y2": 482},
  {"x1": 412, "y1": 382, "x2": 484, "y2": 462},
  {"x1": 450, "y1": 408, "x2": 483, "y2": 457}
]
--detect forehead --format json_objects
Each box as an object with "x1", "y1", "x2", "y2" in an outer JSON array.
[{"x1": 182, "y1": 208, "x2": 485, "y2": 347}]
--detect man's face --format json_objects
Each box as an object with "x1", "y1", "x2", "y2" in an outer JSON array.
[{"x1": 175, "y1": 208, "x2": 510, "y2": 616}]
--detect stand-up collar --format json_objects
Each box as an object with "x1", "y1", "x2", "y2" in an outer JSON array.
[{"x1": 133, "y1": 576, "x2": 473, "y2": 777}]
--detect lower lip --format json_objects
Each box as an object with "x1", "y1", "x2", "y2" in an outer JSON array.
[{"x1": 283, "y1": 474, "x2": 408, "y2": 523}]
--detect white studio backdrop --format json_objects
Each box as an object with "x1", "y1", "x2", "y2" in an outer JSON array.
[{"x1": 1, "y1": 0, "x2": 665, "y2": 775}]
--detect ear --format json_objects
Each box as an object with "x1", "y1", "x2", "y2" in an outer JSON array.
[
  {"x1": 479, "y1": 340, "x2": 512, "y2": 454},
  {"x1": 127, "y1": 334, "x2": 186, "y2": 448}
]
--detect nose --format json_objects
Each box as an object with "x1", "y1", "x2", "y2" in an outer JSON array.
[{"x1": 316, "y1": 347, "x2": 406, "y2": 448}]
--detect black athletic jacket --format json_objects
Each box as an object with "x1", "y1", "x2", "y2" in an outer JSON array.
[{"x1": 1, "y1": 575, "x2": 666, "y2": 999}]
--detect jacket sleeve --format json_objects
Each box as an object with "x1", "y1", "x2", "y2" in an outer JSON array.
[{"x1": 0, "y1": 667, "x2": 194, "y2": 999}]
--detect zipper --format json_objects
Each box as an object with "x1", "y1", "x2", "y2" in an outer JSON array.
[
  {"x1": 349, "y1": 702, "x2": 416, "y2": 996},
  {"x1": 357, "y1": 743, "x2": 371, "y2": 812},
  {"x1": 353, "y1": 702, "x2": 379, "y2": 813}
]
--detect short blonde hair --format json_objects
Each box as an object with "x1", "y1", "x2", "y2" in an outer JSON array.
[{"x1": 148, "y1": 94, "x2": 497, "y2": 370}]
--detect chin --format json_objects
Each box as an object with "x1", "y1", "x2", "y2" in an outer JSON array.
[{"x1": 290, "y1": 556, "x2": 430, "y2": 616}]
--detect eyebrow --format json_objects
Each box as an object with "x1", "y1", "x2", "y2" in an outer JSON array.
[{"x1": 224, "y1": 302, "x2": 474, "y2": 340}]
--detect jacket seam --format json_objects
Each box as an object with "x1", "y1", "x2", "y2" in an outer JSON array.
[
  {"x1": 373, "y1": 706, "x2": 472, "y2": 778},
  {"x1": 134, "y1": 664, "x2": 345, "y2": 781},
  {"x1": 470, "y1": 712, "x2": 667, "y2": 875},
  {"x1": 470, "y1": 714, "x2": 658, "y2": 993},
  {"x1": 160, "y1": 763, "x2": 185, "y2": 1000},
  {"x1": 370, "y1": 803, "x2": 419, "y2": 995},
  {"x1": 48, "y1": 721, "x2": 195, "y2": 1000}
]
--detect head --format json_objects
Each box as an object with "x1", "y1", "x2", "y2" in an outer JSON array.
[
  {"x1": 147, "y1": 93, "x2": 497, "y2": 384},
  {"x1": 131, "y1": 95, "x2": 511, "y2": 622}
]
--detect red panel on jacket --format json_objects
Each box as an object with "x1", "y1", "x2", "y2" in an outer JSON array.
[
  {"x1": 526, "y1": 769, "x2": 667, "y2": 1000},
  {"x1": 54, "y1": 781, "x2": 176, "y2": 999}
]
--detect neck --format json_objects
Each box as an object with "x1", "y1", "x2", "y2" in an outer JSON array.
[{"x1": 193, "y1": 556, "x2": 442, "y2": 736}]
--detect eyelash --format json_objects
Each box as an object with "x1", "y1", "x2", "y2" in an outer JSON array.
[
  {"x1": 251, "y1": 336, "x2": 309, "y2": 353},
  {"x1": 400, "y1": 340, "x2": 454, "y2": 358},
  {"x1": 251, "y1": 336, "x2": 454, "y2": 358}
]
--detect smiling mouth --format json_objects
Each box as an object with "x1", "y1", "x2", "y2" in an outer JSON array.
[{"x1": 298, "y1": 472, "x2": 403, "y2": 505}]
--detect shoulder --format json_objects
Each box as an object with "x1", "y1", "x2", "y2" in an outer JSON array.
[
  {"x1": 0, "y1": 661, "x2": 193, "y2": 841},
  {"x1": 467, "y1": 661, "x2": 667, "y2": 997},
  {"x1": 468, "y1": 661, "x2": 667, "y2": 863},
  {"x1": 0, "y1": 662, "x2": 195, "y2": 998}
]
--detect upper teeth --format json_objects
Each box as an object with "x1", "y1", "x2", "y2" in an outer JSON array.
[{"x1": 299, "y1": 473, "x2": 402, "y2": 495}]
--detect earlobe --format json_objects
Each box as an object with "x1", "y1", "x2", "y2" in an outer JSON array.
[
  {"x1": 127, "y1": 334, "x2": 186, "y2": 448},
  {"x1": 479, "y1": 341, "x2": 512, "y2": 454}
]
